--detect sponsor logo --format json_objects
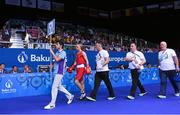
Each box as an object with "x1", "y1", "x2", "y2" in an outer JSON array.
[
  {"x1": 5, "y1": 80, "x2": 13, "y2": 89},
  {"x1": 31, "y1": 54, "x2": 50, "y2": 62},
  {"x1": 1, "y1": 80, "x2": 16, "y2": 94},
  {"x1": 17, "y1": 51, "x2": 50, "y2": 63},
  {"x1": 17, "y1": 51, "x2": 28, "y2": 63}
]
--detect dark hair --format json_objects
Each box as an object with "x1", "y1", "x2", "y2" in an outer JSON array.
[
  {"x1": 96, "y1": 41, "x2": 103, "y2": 45},
  {"x1": 130, "y1": 42, "x2": 136, "y2": 45},
  {"x1": 0, "y1": 63, "x2": 5, "y2": 66},
  {"x1": 12, "y1": 65, "x2": 16, "y2": 68},
  {"x1": 58, "y1": 40, "x2": 64, "y2": 48}
]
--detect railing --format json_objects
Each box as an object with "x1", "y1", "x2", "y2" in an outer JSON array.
[
  {"x1": 0, "y1": 40, "x2": 94, "y2": 50},
  {"x1": 0, "y1": 40, "x2": 12, "y2": 48}
]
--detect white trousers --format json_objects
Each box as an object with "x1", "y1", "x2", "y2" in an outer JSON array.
[{"x1": 50, "y1": 74, "x2": 72, "y2": 105}]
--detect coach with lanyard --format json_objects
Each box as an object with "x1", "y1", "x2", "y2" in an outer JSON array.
[
  {"x1": 125, "y1": 43, "x2": 147, "y2": 100},
  {"x1": 158, "y1": 41, "x2": 180, "y2": 99}
]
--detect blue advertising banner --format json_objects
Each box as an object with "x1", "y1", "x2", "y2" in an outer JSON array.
[
  {"x1": 0, "y1": 68, "x2": 160, "y2": 99},
  {"x1": 0, "y1": 48, "x2": 158, "y2": 71},
  {"x1": 0, "y1": 48, "x2": 50, "y2": 72},
  {"x1": 0, "y1": 73, "x2": 52, "y2": 99}
]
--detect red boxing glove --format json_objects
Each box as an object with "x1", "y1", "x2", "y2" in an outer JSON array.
[
  {"x1": 68, "y1": 65, "x2": 75, "y2": 73},
  {"x1": 86, "y1": 64, "x2": 90, "y2": 68},
  {"x1": 85, "y1": 64, "x2": 91, "y2": 75}
]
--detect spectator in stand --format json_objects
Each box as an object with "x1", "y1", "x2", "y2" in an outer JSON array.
[
  {"x1": 2, "y1": 25, "x2": 11, "y2": 41},
  {"x1": 23, "y1": 64, "x2": 32, "y2": 73},
  {"x1": 0, "y1": 63, "x2": 7, "y2": 74},
  {"x1": 119, "y1": 64, "x2": 125, "y2": 70},
  {"x1": 116, "y1": 64, "x2": 125, "y2": 70},
  {"x1": 146, "y1": 63, "x2": 152, "y2": 68},
  {"x1": 24, "y1": 31, "x2": 31, "y2": 44},
  {"x1": 9, "y1": 65, "x2": 19, "y2": 73}
]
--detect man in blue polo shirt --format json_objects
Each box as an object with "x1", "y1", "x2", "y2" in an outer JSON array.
[{"x1": 44, "y1": 41, "x2": 74, "y2": 110}]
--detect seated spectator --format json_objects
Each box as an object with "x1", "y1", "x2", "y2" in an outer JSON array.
[
  {"x1": 116, "y1": 64, "x2": 125, "y2": 70},
  {"x1": 23, "y1": 64, "x2": 32, "y2": 73},
  {"x1": 9, "y1": 65, "x2": 19, "y2": 73},
  {"x1": 0, "y1": 63, "x2": 7, "y2": 74},
  {"x1": 147, "y1": 63, "x2": 152, "y2": 68},
  {"x1": 120, "y1": 64, "x2": 125, "y2": 69}
]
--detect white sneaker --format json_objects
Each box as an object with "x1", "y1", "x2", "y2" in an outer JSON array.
[
  {"x1": 139, "y1": 92, "x2": 147, "y2": 96},
  {"x1": 107, "y1": 96, "x2": 116, "y2": 100},
  {"x1": 67, "y1": 95, "x2": 74, "y2": 104},
  {"x1": 158, "y1": 95, "x2": 166, "y2": 99},
  {"x1": 127, "y1": 95, "x2": 135, "y2": 100},
  {"x1": 86, "y1": 96, "x2": 96, "y2": 101},
  {"x1": 79, "y1": 93, "x2": 86, "y2": 100},
  {"x1": 44, "y1": 104, "x2": 55, "y2": 110},
  {"x1": 175, "y1": 93, "x2": 180, "y2": 97}
]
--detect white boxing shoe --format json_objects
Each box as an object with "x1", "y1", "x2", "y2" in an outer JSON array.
[
  {"x1": 67, "y1": 95, "x2": 74, "y2": 104},
  {"x1": 44, "y1": 103, "x2": 55, "y2": 110}
]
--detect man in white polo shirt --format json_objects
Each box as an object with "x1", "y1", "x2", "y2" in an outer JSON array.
[
  {"x1": 86, "y1": 41, "x2": 115, "y2": 101},
  {"x1": 158, "y1": 41, "x2": 180, "y2": 99},
  {"x1": 125, "y1": 43, "x2": 147, "y2": 100}
]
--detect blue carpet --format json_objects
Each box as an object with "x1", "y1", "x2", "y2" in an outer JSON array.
[{"x1": 1, "y1": 83, "x2": 180, "y2": 114}]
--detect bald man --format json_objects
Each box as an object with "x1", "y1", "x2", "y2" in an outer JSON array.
[{"x1": 158, "y1": 41, "x2": 180, "y2": 99}]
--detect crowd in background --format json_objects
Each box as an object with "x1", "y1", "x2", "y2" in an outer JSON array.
[{"x1": 0, "y1": 19, "x2": 159, "y2": 53}]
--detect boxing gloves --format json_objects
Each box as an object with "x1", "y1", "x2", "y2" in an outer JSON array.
[
  {"x1": 68, "y1": 64, "x2": 91, "y2": 75},
  {"x1": 85, "y1": 64, "x2": 91, "y2": 75},
  {"x1": 68, "y1": 64, "x2": 75, "y2": 73}
]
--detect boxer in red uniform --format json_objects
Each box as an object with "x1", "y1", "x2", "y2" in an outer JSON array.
[{"x1": 68, "y1": 44, "x2": 91, "y2": 100}]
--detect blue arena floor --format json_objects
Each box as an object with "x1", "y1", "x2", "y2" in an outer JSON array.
[{"x1": 1, "y1": 83, "x2": 180, "y2": 114}]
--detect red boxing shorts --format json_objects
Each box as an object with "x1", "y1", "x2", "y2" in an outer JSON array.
[{"x1": 75, "y1": 67, "x2": 85, "y2": 81}]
